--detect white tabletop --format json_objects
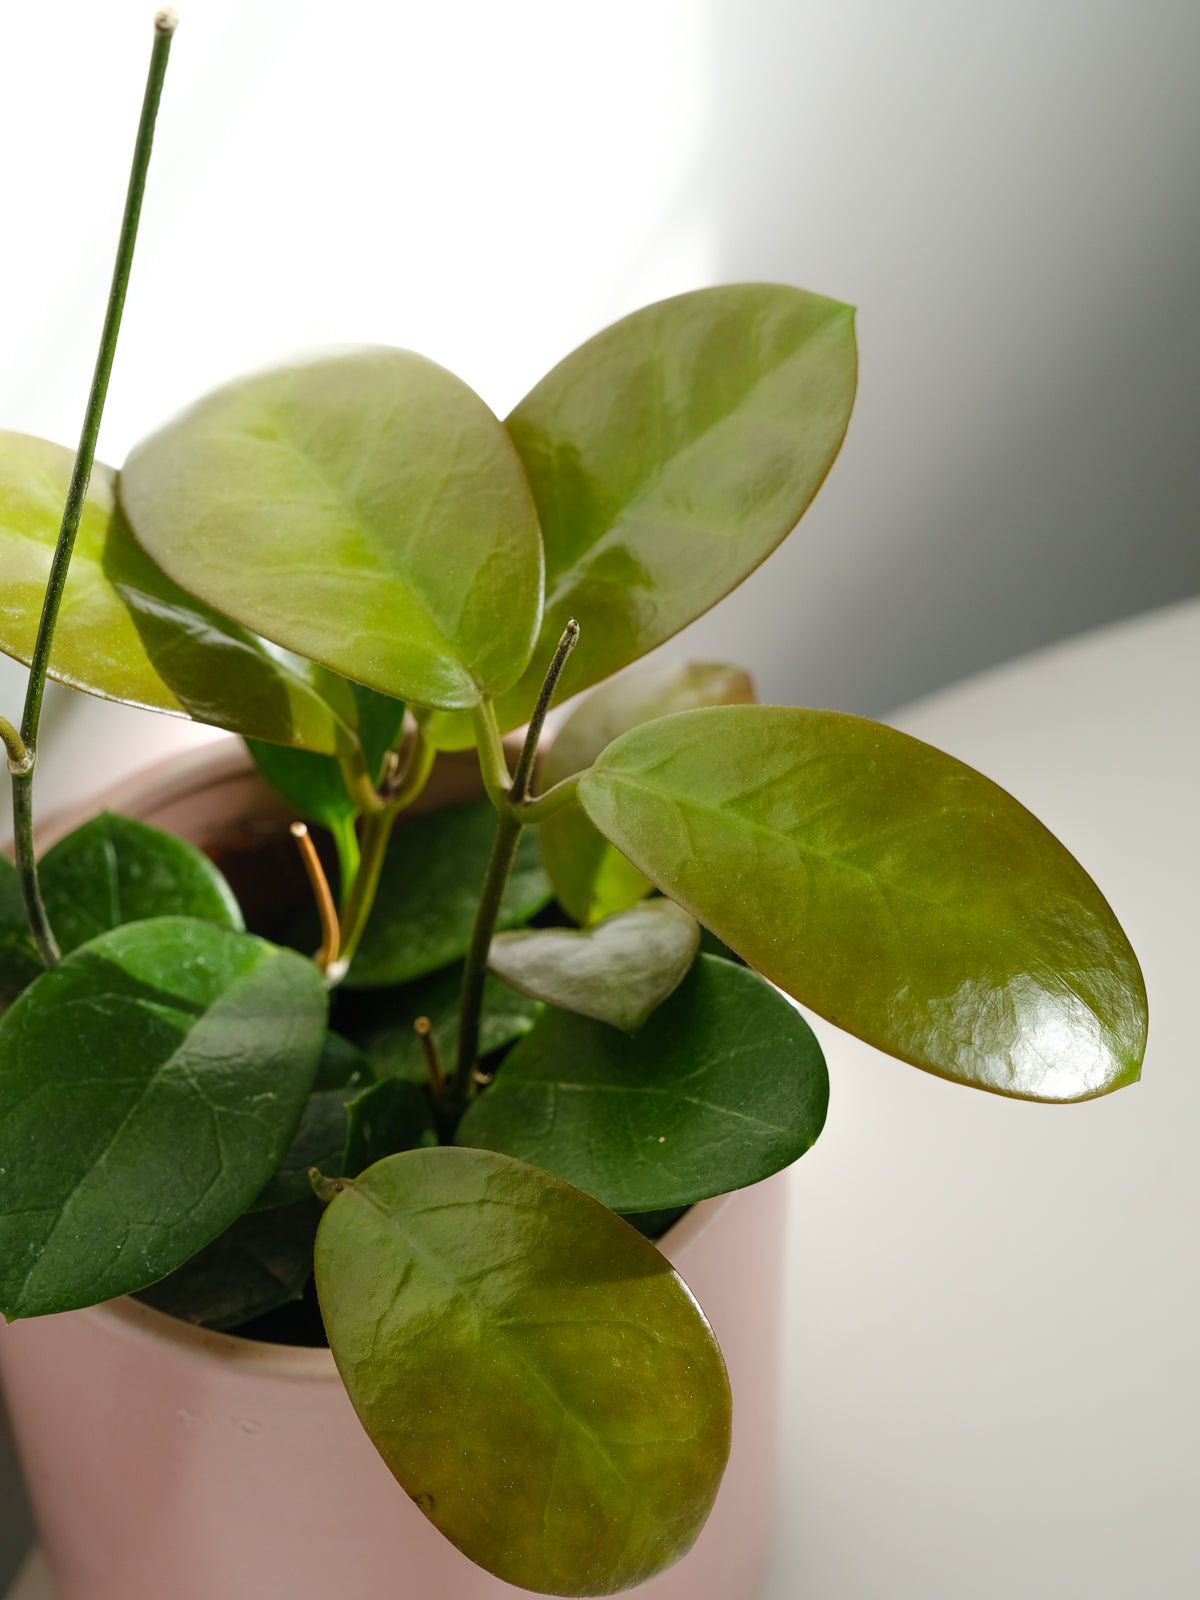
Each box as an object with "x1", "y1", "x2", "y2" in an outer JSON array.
[{"x1": 7, "y1": 599, "x2": 1199, "y2": 1600}]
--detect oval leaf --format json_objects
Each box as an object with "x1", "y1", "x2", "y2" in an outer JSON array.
[
  {"x1": 120, "y1": 349, "x2": 545, "y2": 711},
  {"x1": 38, "y1": 812, "x2": 243, "y2": 953},
  {"x1": 488, "y1": 899, "x2": 700, "y2": 1033},
  {"x1": 459, "y1": 955, "x2": 827, "y2": 1209},
  {"x1": 481, "y1": 285, "x2": 855, "y2": 738},
  {"x1": 539, "y1": 661, "x2": 755, "y2": 922},
  {"x1": 347, "y1": 799, "x2": 552, "y2": 988},
  {"x1": 0, "y1": 917, "x2": 328, "y2": 1319},
  {"x1": 0, "y1": 432, "x2": 357, "y2": 753},
  {"x1": 314, "y1": 1147, "x2": 731, "y2": 1595},
  {"x1": 579, "y1": 706, "x2": 1148, "y2": 1102}
]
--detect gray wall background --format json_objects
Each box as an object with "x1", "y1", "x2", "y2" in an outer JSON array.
[{"x1": 2, "y1": 0, "x2": 1197, "y2": 1589}]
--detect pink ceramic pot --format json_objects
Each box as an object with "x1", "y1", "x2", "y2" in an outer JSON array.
[{"x1": 0, "y1": 745, "x2": 788, "y2": 1600}]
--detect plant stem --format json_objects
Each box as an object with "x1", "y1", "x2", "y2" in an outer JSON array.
[
  {"x1": 451, "y1": 621, "x2": 580, "y2": 1103},
  {"x1": 333, "y1": 805, "x2": 396, "y2": 978},
  {"x1": 10, "y1": 12, "x2": 177, "y2": 966}
]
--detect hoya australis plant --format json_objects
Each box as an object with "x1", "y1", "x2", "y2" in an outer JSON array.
[{"x1": 0, "y1": 15, "x2": 1147, "y2": 1600}]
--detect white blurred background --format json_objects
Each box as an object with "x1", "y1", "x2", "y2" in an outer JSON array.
[{"x1": 2, "y1": 0, "x2": 1198, "y2": 1590}]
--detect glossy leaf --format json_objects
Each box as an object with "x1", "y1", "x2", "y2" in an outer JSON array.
[
  {"x1": 343, "y1": 1078, "x2": 437, "y2": 1175},
  {"x1": 120, "y1": 348, "x2": 545, "y2": 711},
  {"x1": 314, "y1": 1147, "x2": 731, "y2": 1595},
  {"x1": 251, "y1": 1032, "x2": 374, "y2": 1212},
  {"x1": 0, "y1": 856, "x2": 40, "y2": 1012},
  {"x1": 459, "y1": 955, "x2": 827, "y2": 1210},
  {"x1": 340, "y1": 959, "x2": 541, "y2": 1082},
  {"x1": 0, "y1": 432, "x2": 357, "y2": 753},
  {"x1": 0, "y1": 917, "x2": 327, "y2": 1319},
  {"x1": 539, "y1": 661, "x2": 755, "y2": 923},
  {"x1": 480, "y1": 285, "x2": 855, "y2": 740},
  {"x1": 136, "y1": 1202, "x2": 320, "y2": 1332},
  {"x1": 488, "y1": 899, "x2": 700, "y2": 1033},
  {"x1": 43, "y1": 812, "x2": 242, "y2": 950},
  {"x1": 347, "y1": 799, "x2": 552, "y2": 988},
  {"x1": 580, "y1": 706, "x2": 1148, "y2": 1102}
]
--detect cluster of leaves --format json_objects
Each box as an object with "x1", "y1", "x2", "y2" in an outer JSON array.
[{"x1": 0, "y1": 285, "x2": 1147, "y2": 1596}]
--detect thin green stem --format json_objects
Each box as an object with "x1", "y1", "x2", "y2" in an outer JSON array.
[
  {"x1": 472, "y1": 701, "x2": 512, "y2": 813},
  {"x1": 449, "y1": 807, "x2": 522, "y2": 1105},
  {"x1": 334, "y1": 805, "x2": 397, "y2": 978},
  {"x1": 451, "y1": 621, "x2": 581, "y2": 1104},
  {"x1": 11, "y1": 12, "x2": 177, "y2": 966},
  {"x1": 511, "y1": 619, "x2": 579, "y2": 804}
]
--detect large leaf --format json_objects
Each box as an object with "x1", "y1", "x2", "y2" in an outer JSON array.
[
  {"x1": 45, "y1": 812, "x2": 241, "y2": 947},
  {"x1": 314, "y1": 1147, "x2": 731, "y2": 1595},
  {"x1": 347, "y1": 799, "x2": 552, "y2": 988},
  {"x1": 120, "y1": 348, "x2": 545, "y2": 711},
  {"x1": 0, "y1": 812, "x2": 243, "y2": 1011},
  {"x1": 459, "y1": 955, "x2": 827, "y2": 1210},
  {"x1": 0, "y1": 432, "x2": 357, "y2": 753},
  {"x1": 338, "y1": 959, "x2": 541, "y2": 1082},
  {"x1": 0, "y1": 917, "x2": 327, "y2": 1319},
  {"x1": 458, "y1": 285, "x2": 853, "y2": 744},
  {"x1": 488, "y1": 899, "x2": 700, "y2": 1033},
  {"x1": 539, "y1": 661, "x2": 755, "y2": 922},
  {"x1": 579, "y1": 706, "x2": 1148, "y2": 1102},
  {"x1": 136, "y1": 1201, "x2": 321, "y2": 1332}
]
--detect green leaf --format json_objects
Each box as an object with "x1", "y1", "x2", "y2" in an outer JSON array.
[
  {"x1": 347, "y1": 799, "x2": 552, "y2": 989},
  {"x1": 120, "y1": 348, "x2": 545, "y2": 712},
  {"x1": 459, "y1": 955, "x2": 827, "y2": 1210},
  {"x1": 580, "y1": 706, "x2": 1148, "y2": 1102},
  {"x1": 43, "y1": 812, "x2": 242, "y2": 949},
  {"x1": 314, "y1": 1147, "x2": 731, "y2": 1595},
  {"x1": 349, "y1": 682, "x2": 408, "y2": 784},
  {"x1": 343, "y1": 1078, "x2": 437, "y2": 1175},
  {"x1": 250, "y1": 1032, "x2": 373, "y2": 1212},
  {"x1": 477, "y1": 285, "x2": 855, "y2": 742},
  {"x1": 539, "y1": 661, "x2": 755, "y2": 923},
  {"x1": 0, "y1": 917, "x2": 328, "y2": 1319},
  {"x1": 0, "y1": 432, "x2": 358, "y2": 753},
  {"x1": 338, "y1": 959, "x2": 541, "y2": 1083},
  {"x1": 488, "y1": 899, "x2": 700, "y2": 1033},
  {"x1": 135, "y1": 1202, "x2": 320, "y2": 1331},
  {"x1": 0, "y1": 856, "x2": 41, "y2": 1012}
]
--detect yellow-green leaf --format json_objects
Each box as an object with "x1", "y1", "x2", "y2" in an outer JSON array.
[{"x1": 579, "y1": 706, "x2": 1148, "y2": 1102}]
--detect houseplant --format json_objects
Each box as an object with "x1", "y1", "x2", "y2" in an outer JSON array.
[{"x1": 0, "y1": 13, "x2": 1147, "y2": 1599}]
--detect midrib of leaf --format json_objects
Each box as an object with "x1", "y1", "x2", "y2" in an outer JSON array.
[
  {"x1": 344, "y1": 1181, "x2": 639, "y2": 1493},
  {"x1": 252, "y1": 407, "x2": 479, "y2": 699},
  {"x1": 589, "y1": 766, "x2": 1095, "y2": 956},
  {"x1": 504, "y1": 1075, "x2": 794, "y2": 1135},
  {"x1": 9, "y1": 958, "x2": 273, "y2": 1312}
]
